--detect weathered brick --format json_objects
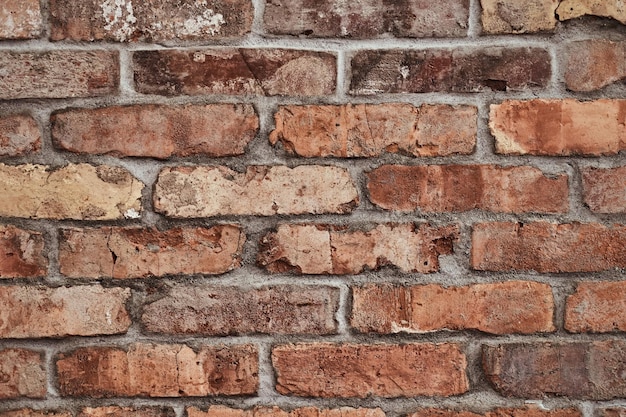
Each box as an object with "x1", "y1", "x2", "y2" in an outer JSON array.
[
  {"x1": 556, "y1": 0, "x2": 626, "y2": 24},
  {"x1": 154, "y1": 166, "x2": 358, "y2": 217},
  {"x1": 52, "y1": 104, "x2": 258, "y2": 159},
  {"x1": 0, "y1": 285, "x2": 130, "y2": 338},
  {"x1": 79, "y1": 407, "x2": 174, "y2": 417},
  {"x1": 565, "y1": 40, "x2": 626, "y2": 92},
  {"x1": 134, "y1": 49, "x2": 336, "y2": 96},
  {"x1": 188, "y1": 406, "x2": 384, "y2": 417},
  {"x1": 50, "y1": 0, "x2": 252, "y2": 42},
  {"x1": 264, "y1": 0, "x2": 469, "y2": 38},
  {"x1": 599, "y1": 409, "x2": 626, "y2": 417},
  {"x1": 0, "y1": 226, "x2": 47, "y2": 278},
  {"x1": 59, "y1": 226, "x2": 244, "y2": 278},
  {"x1": 583, "y1": 167, "x2": 626, "y2": 213},
  {"x1": 490, "y1": 99, "x2": 626, "y2": 156},
  {"x1": 480, "y1": 0, "x2": 559, "y2": 33},
  {"x1": 0, "y1": 349, "x2": 46, "y2": 399},
  {"x1": 351, "y1": 281, "x2": 555, "y2": 335},
  {"x1": 0, "y1": 114, "x2": 40, "y2": 157},
  {"x1": 565, "y1": 282, "x2": 626, "y2": 333},
  {"x1": 367, "y1": 165, "x2": 568, "y2": 214},
  {"x1": 471, "y1": 222, "x2": 626, "y2": 273},
  {"x1": 270, "y1": 104, "x2": 476, "y2": 158},
  {"x1": 350, "y1": 48, "x2": 550, "y2": 94},
  {"x1": 142, "y1": 285, "x2": 338, "y2": 335},
  {"x1": 0, "y1": 0, "x2": 42, "y2": 39},
  {"x1": 258, "y1": 223, "x2": 458, "y2": 275},
  {"x1": 0, "y1": 51, "x2": 118, "y2": 100},
  {"x1": 0, "y1": 411, "x2": 70, "y2": 417},
  {"x1": 0, "y1": 164, "x2": 143, "y2": 220},
  {"x1": 483, "y1": 341, "x2": 626, "y2": 399},
  {"x1": 410, "y1": 408, "x2": 581, "y2": 417},
  {"x1": 272, "y1": 343, "x2": 468, "y2": 398},
  {"x1": 57, "y1": 343, "x2": 258, "y2": 397}
]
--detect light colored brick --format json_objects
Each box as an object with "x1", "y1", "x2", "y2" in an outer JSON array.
[
  {"x1": 566, "y1": 282, "x2": 626, "y2": 333},
  {"x1": 0, "y1": 349, "x2": 46, "y2": 399},
  {"x1": 0, "y1": 0, "x2": 42, "y2": 39},
  {"x1": 480, "y1": 0, "x2": 559, "y2": 33},
  {"x1": 557, "y1": 0, "x2": 626, "y2": 24}
]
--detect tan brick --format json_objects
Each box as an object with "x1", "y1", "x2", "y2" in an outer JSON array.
[
  {"x1": 491, "y1": 99, "x2": 626, "y2": 156},
  {"x1": 59, "y1": 225, "x2": 244, "y2": 279},
  {"x1": 52, "y1": 104, "x2": 258, "y2": 159},
  {"x1": 583, "y1": 167, "x2": 626, "y2": 213},
  {"x1": 566, "y1": 282, "x2": 626, "y2": 333},
  {"x1": 557, "y1": 0, "x2": 626, "y2": 24},
  {"x1": 50, "y1": 0, "x2": 252, "y2": 42},
  {"x1": 188, "y1": 407, "x2": 385, "y2": 417},
  {"x1": 270, "y1": 104, "x2": 476, "y2": 157},
  {"x1": 411, "y1": 408, "x2": 580, "y2": 417},
  {"x1": 0, "y1": 285, "x2": 130, "y2": 338},
  {"x1": 0, "y1": 411, "x2": 71, "y2": 417},
  {"x1": 258, "y1": 223, "x2": 458, "y2": 275},
  {"x1": 0, "y1": 0, "x2": 42, "y2": 39},
  {"x1": 154, "y1": 166, "x2": 358, "y2": 217},
  {"x1": 79, "y1": 407, "x2": 174, "y2": 417},
  {"x1": 142, "y1": 285, "x2": 338, "y2": 335},
  {"x1": 134, "y1": 49, "x2": 336, "y2": 96},
  {"x1": 367, "y1": 165, "x2": 568, "y2": 213},
  {"x1": 272, "y1": 343, "x2": 468, "y2": 398},
  {"x1": 351, "y1": 281, "x2": 555, "y2": 335},
  {"x1": 0, "y1": 51, "x2": 118, "y2": 100},
  {"x1": 57, "y1": 343, "x2": 258, "y2": 397},
  {"x1": 0, "y1": 226, "x2": 47, "y2": 278},
  {"x1": 471, "y1": 222, "x2": 626, "y2": 273},
  {"x1": 0, "y1": 114, "x2": 40, "y2": 157},
  {"x1": 0, "y1": 164, "x2": 143, "y2": 220},
  {"x1": 565, "y1": 40, "x2": 626, "y2": 92},
  {"x1": 480, "y1": 0, "x2": 559, "y2": 34},
  {"x1": 0, "y1": 349, "x2": 46, "y2": 399}
]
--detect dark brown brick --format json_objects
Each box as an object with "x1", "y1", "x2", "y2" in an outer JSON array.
[{"x1": 0, "y1": 226, "x2": 47, "y2": 278}]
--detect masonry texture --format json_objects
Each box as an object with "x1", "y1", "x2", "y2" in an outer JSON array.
[{"x1": 0, "y1": 1, "x2": 625, "y2": 417}]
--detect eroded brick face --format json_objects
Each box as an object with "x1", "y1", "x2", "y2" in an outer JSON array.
[
  {"x1": 0, "y1": 226, "x2": 47, "y2": 278},
  {"x1": 565, "y1": 282, "x2": 626, "y2": 333},
  {"x1": 188, "y1": 406, "x2": 385, "y2": 417},
  {"x1": 582, "y1": 167, "x2": 626, "y2": 213},
  {"x1": 565, "y1": 40, "x2": 626, "y2": 92},
  {"x1": 0, "y1": 349, "x2": 46, "y2": 399},
  {"x1": 0, "y1": 0, "x2": 42, "y2": 39},
  {"x1": 0, "y1": 115, "x2": 40, "y2": 157}
]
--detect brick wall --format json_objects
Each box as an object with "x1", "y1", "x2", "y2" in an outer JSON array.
[{"x1": 0, "y1": 1, "x2": 625, "y2": 417}]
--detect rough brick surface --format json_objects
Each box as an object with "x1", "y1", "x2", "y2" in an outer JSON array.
[
  {"x1": 556, "y1": 0, "x2": 626, "y2": 24},
  {"x1": 272, "y1": 343, "x2": 468, "y2": 398},
  {"x1": 565, "y1": 40, "x2": 626, "y2": 92},
  {"x1": 0, "y1": 115, "x2": 40, "y2": 157},
  {"x1": 480, "y1": 0, "x2": 559, "y2": 33},
  {"x1": 350, "y1": 48, "x2": 550, "y2": 94},
  {"x1": 258, "y1": 223, "x2": 458, "y2": 275},
  {"x1": 0, "y1": 226, "x2": 47, "y2": 278},
  {"x1": 0, "y1": 0, "x2": 42, "y2": 39},
  {"x1": 483, "y1": 341, "x2": 626, "y2": 399},
  {"x1": 0, "y1": 51, "x2": 118, "y2": 100},
  {"x1": 351, "y1": 281, "x2": 555, "y2": 335},
  {"x1": 264, "y1": 0, "x2": 469, "y2": 38},
  {"x1": 59, "y1": 225, "x2": 244, "y2": 278},
  {"x1": 188, "y1": 406, "x2": 384, "y2": 417},
  {"x1": 367, "y1": 165, "x2": 568, "y2": 213},
  {"x1": 583, "y1": 167, "x2": 626, "y2": 213},
  {"x1": 410, "y1": 408, "x2": 581, "y2": 417},
  {"x1": 0, "y1": 164, "x2": 143, "y2": 220},
  {"x1": 142, "y1": 285, "x2": 338, "y2": 335},
  {"x1": 471, "y1": 222, "x2": 626, "y2": 273},
  {"x1": 78, "y1": 408, "x2": 174, "y2": 417},
  {"x1": 490, "y1": 99, "x2": 626, "y2": 156},
  {"x1": 0, "y1": 411, "x2": 70, "y2": 417},
  {"x1": 57, "y1": 343, "x2": 258, "y2": 397},
  {"x1": 50, "y1": 0, "x2": 252, "y2": 41},
  {"x1": 599, "y1": 410, "x2": 626, "y2": 417},
  {"x1": 565, "y1": 282, "x2": 626, "y2": 333},
  {"x1": 154, "y1": 166, "x2": 358, "y2": 217},
  {"x1": 0, "y1": 349, "x2": 46, "y2": 399},
  {"x1": 270, "y1": 104, "x2": 476, "y2": 157},
  {"x1": 52, "y1": 104, "x2": 258, "y2": 159},
  {"x1": 0, "y1": 285, "x2": 130, "y2": 338},
  {"x1": 134, "y1": 49, "x2": 336, "y2": 96}
]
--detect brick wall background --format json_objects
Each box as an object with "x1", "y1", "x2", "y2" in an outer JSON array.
[{"x1": 0, "y1": 1, "x2": 625, "y2": 417}]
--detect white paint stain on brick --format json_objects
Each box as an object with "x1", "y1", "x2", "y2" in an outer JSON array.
[{"x1": 101, "y1": 0, "x2": 137, "y2": 41}]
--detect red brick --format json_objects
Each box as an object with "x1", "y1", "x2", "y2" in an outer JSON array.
[
  {"x1": 351, "y1": 281, "x2": 555, "y2": 335},
  {"x1": 490, "y1": 99, "x2": 626, "y2": 156},
  {"x1": 471, "y1": 222, "x2": 626, "y2": 273},
  {"x1": 0, "y1": 226, "x2": 47, "y2": 278},
  {"x1": 0, "y1": 51, "x2": 118, "y2": 100},
  {"x1": 0, "y1": 0, "x2": 42, "y2": 39},
  {"x1": 50, "y1": 0, "x2": 252, "y2": 42},
  {"x1": 0, "y1": 114, "x2": 40, "y2": 157},
  {"x1": 350, "y1": 48, "x2": 550, "y2": 94},
  {"x1": 134, "y1": 49, "x2": 336, "y2": 96},
  {"x1": 556, "y1": 0, "x2": 626, "y2": 24},
  {"x1": 0, "y1": 411, "x2": 70, "y2": 417},
  {"x1": 56, "y1": 343, "x2": 258, "y2": 397},
  {"x1": 270, "y1": 104, "x2": 476, "y2": 158},
  {"x1": 142, "y1": 285, "x2": 338, "y2": 335},
  {"x1": 154, "y1": 166, "x2": 358, "y2": 217},
  {"x1": 483, "y1": 341, "x2": 626, "y2": 399},
  {"x1": 258, "y1": 223, "x2": 458, "y2": 275},
  {"x1": 59, "y1": 225, "x2": 244, "y2": 279},
  {"x1": 367, "y1": 165, "x2": 568, "y2": 213},
  {"x1": 582, "y1": 167, "x2": 626, "y2": 213},
  {"x1": 187, "y1": 406, "x2": 384, "y2": 417},
  {"x1": 565, "y1": 40, "x2": 626, "y2": 92},
  {"x1": 0, "y1": 349, "x2": 46, "y2": 399},
  {"x1": 599, "y1": 409, "x2": 626, "y2": 417},
  {"x1": 411, "y1": 408, "x2": 580, "y2": 417},
  {"x1": 78, "y1": 407, "x2": 174, "y2": 417},
  {"x1": 264, "y1": 0, "x2": 469, "y2": 38},
  {"x1": 52, "y1": 104, "x2": 258, "y2": 159},
  {"x1": 565, "y1": 282, "x2": 626, "y2": 333},
  {"x1": 480, "y1": 0, "x2": 559, "y2": 34}
]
